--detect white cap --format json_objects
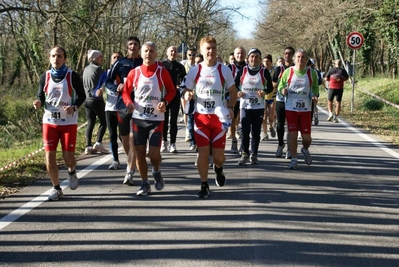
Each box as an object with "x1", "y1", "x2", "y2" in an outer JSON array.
[{"x1": 87, "y1": 50, "x2": 102, "y2": 62}]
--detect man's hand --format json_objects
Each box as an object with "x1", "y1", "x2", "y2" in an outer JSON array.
[
  {"x1": 237, "y1": 91, "x2": 244, "y2": 98},
  {"x1": 126, "y1": 103, "x2": 135, "y2": 113},
  {"x1": 33, "y1": 100, "x2": 41, "y2": 110},
  {"x1": 257, "y1": 90, "x2": 265, "y2": 98},
  {"x1": 184, "y1": 91, "x2": 193, "y2": 101},
  {"x1": 157, "y1": 101, "x2": 166, "y2": 113},
  {"x1": 63, "y1": 105, "x2": 75, "y2": 115}
]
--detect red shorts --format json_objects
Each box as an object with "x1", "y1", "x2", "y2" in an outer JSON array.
[
  {"x1": 285, "y1": 110, "x2": 312, "y2": 134},
  {"x1": 42, "y1": 124, "x2": 77, "y2": 152},
  {"x1": 194, "y1": 113, "x2": 226, "y2": 149}
]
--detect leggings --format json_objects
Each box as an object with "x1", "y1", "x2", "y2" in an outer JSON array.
[
  {"x1": 163, "y1": 89, "x2": 180, "y2": 144},
  {"x1": 240, "y1": 108, "x2": 264, "y2": 154},
  {"x1": 106, "y1": 111, "x2": 119, "y2": 162},
  {"x1": 85, "y1": 99, "x2": 106, "y2": 147},
  {"x1": 275, "y1": 101, "x2": 286, "y2": 147}
]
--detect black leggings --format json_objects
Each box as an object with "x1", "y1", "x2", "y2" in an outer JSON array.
[
  {"x1": 106, "y1": 111, "x2": 119, "y2": 162},
  {"x1": 275, "y1": 101, "x2": 286, "y2": 146},
  {"x1": 84, "y1": 99, "x2": 106, "y2": 147},
  {"x1": 163, "y1": 89, "x2": 180, "y2": 144},
  {"x1": 240, "y1": 108, "x2": 264, "y2": 154}
]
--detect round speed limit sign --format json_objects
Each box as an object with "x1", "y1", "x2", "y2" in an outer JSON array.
[{"x1": 346, "y1": 32, "x2": 364, "y2": 50}]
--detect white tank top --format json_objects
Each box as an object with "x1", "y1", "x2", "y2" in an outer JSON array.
[
  {"x1": 239, "y1": 66, "x2": 265, "y2": 110},
  {"x1": 42, "y1": 69, "x2": 78, "y2": 125},
  {"x1": 285, "y1": 67, "x2": 312, "y2": 112},
  {"x1": 132, "y1": 66, "x2": 165, "y2": 121},
  {"x1": 194, "y1": 63, "x2": 228, "y2": 114}
]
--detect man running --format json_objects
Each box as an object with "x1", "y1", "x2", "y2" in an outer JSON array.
[
  {"x1": 236, "y1": 48, "x2": 273, "y2": 165},
  {"x1": 278, "y1": 49, "x2": 319, "y2": 169},
  {"x1": 122, "y1": 42, "x2": 176, "y2": 196},
  {"x1": 33, "y1": 46, "x2": 86, "y2": 200},
  {"x1": 325, "y1": 59, "x2": 349, "y2": 123},
  {"x1": 160, "y1": 46, "x2": 186, "y2": 153},
  {"x1": 105, "y1": 36, "x2": 143, "y2": 185},
  {"x1": 183, "y1": 36, "x2": 237, "y2": 198},
  {"x1": 273, "y1": 46, "x2": 295, "y2": 158}
]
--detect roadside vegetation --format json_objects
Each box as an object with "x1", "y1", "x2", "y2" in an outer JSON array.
[{"x1": 1, "y1": 77, "x2": 398, "y2": 198}]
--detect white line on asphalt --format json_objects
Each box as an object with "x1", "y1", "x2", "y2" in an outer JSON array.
[
  {"x1": 318, "y1": 106, "x2": 399, "y2": 159},
  {"x1": 0, "y1": 154, "x2": 113, "y2": 230}
]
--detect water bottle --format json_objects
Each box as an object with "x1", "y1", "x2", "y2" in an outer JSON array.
[{"x1": 214, "y1": 106, "x2": 232, "y2": 131}]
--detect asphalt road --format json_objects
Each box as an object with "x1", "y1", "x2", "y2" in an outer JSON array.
[{"x1": 1, "y1": 107, "x2": 398, "y2": 267}]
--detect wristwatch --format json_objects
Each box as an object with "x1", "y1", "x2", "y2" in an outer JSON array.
[
  {"x1": 72, "y1": 105, "x2": 78, "y2": 112},
  {"x1": 162, "y1": 100, "x2": 169, "y2": 106}
]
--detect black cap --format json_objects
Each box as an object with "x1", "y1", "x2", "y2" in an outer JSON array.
[{"x1": 247, "y1": 48, "x2": 261, "y2": 57}]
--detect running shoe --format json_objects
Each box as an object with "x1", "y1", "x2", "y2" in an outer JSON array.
[
  {"x1": 169, "y1": 143, "x2": 177, "y2": 153},
  {"x1": 48, "y1": 189, "x2": 63, "y2": 201},
  {"x1": 68, "y1": 172, "x2": 79, "y2": 190},
  {"x1": 93, "y1": 143, "x2": 109, "y2": 154},
  {"x1": 153, "y1": 169, "x2": 165, "y2": 190},
  {"x1": 314, "y1": 114, "x2": 319, "y2": 125},
  {"x1": 301, "y1": 147, "x2": 312, "y2": 165},
  {"x1": 333, "y1": 117, "x2": 339, "y2": 123},
  {"x1": 123, "y1": 172, "x2": 134, "y2": 186},
  {"x1": 84, "y1": 146, "x2": 93, "y2": 155},
  {"x1": 261, "y1": 132, "x2": 269, "y2": 141},
  {"x1": 214, "y1": 165, "x2": 226, "y2": 187},
  {"x1": 238, "y1": 152, "x2": 249, "y2": 166},
  {"x1": 231, "y1": 139, "x2": 238, "y2": 153},
  {"x1": 108, "y1": 161, "x2": 120, "y2": 170},
  {"x1": 209, "y1": 155, "x2": 214, "y2": 168},
  {"x1": 276, "y1": 144, "x2": 285, "y2": 158},
  {"x1": 189, "y1": 144, "x2": 197, "y2": 151},
  {"x1": 250, "y1": 153, "x2": 258, "y2": 164},
  {"x1": 160, "y1": 141, "x2": 169, "y2": 152},
  {"x1": 327, "y1": 115, "x2": 334, "y2": 122},
  {"x1": 136, "y1": 181, "x2": 151, "y2": 196},
  {"x1": 270, "y1": 127, "x2": 276, "y2": 138},
  {"x1": 285, "y1": 151, "x2": 292, "y2": 159},
  {"x1": 289, "y1": 159, "x2": 298, "y2": 169},
  {"x1": 197, "y1": 183, "x2": 209, "y2": 198}
]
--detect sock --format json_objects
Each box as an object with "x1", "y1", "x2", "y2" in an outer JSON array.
[
  {"x1": 152, "y1": 168, "x2": 160, "y2": 174},
  {"x1": 329, "y1": 112, "x2": 333, "y2": 116},
  {"x1": 302, "y1": 148, "x2": 309, "y2": 153},
  {"x1": 54, "y1": 184, "x2": 61, "y2": 191},
  {"x1": 68, "y1": 170, "x2": 76, "y2": 175},
  {"x1": 95, "y1": 142, "x2": 101, "y2": 146},
  {"x1": 201, "y1": 181, "x2": 208, "y2": 186},
  {"x1": 214, "y1": 165, "x2": 223, "y2": 173}
]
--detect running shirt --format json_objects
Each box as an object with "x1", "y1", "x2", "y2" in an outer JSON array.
[
  {"x1": 273, "y1": 64, "x2": 287, "y2": 102},
  {"x1": 185, "y1": 62, "x2": 234, "y2": 114},
  {"x1": 325, "y1": 67, "x2": 349, "y2": 89},
  {"x1": 278, "y1": 67, "x2": 319, "y2": 112},
  {"x1": 131, "y1": 65, "x2": 166, "y2": 121},
  {"x1": 42, "y1": 69, "x2": 78, "y2": 125},
  {"x1": 239, "y1": 66, "x2": 266, "y2": 110}
]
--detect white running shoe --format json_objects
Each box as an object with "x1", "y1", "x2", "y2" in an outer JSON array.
[
  {"x1": 84, "y1": 146, "x2": 93, "y2": 155},
  {"x1": 285, "y1": 151, "x2": 292, "y2": 159},
  {"x1": 108, "y1": 161, "x2": 120, "y2": 170},
  {"x1": 289, "y1": 159, "x2": 298, "y2": 169},
  {"x1": 301, "y1": 147, "x2": 312, "y2": 165},
  {"x1": 276, "y1": 144, "x2": 285, "y2": 157},
  {"x1": 169, "y1": 143, "x2": 177, "y2": 153},
  {"x1": 160, "y1": 141, "x2": 169, "y2": 152},
  {"x1": 123, "y1": 172, "x2": 134, "y2": 186},
  {"x1": 68, "y1": 172, "x2": 79, "y2": 190},
  {"x1": 93, "y1": 143, "x2": 109, "y2": 154},
  {"x1": 48, "y1": 189, "x2": 63, "y2": 201}
]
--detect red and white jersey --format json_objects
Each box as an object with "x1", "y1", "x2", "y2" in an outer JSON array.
[
  {"x1": 285, "y1": 67, "x2": 313, "y2": 112},
  {"x1": 132, "y1": 65, "x2": 165, "y2": 121},
  {"x1": 185, "y1": 62, "x2": 234, "y2": 115},
  {"x1": 43, "y1": 69, "x2": 78, "y2": 125},
  {"x1": 239, "y1": 66, "x2": 266, "y2": 110}
]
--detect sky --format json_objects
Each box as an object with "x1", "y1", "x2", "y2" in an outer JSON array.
[{"x1": 220, "y1": 0, "x2": 260, "y2": 39}]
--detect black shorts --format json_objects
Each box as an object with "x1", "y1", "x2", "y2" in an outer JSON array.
[
  {"x1": 117, "y1": 109, "x2": 132, "y2": 136},
  {"x1": 328, "y1": 88, "x2": 344, "y2": 102},
  {"x1": 132, "y1": 119, "x2": 163, "y2": 147}
]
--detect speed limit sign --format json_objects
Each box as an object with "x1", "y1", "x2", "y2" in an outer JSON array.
[{"x1": 346, "y1": 32, "x2": 364, "y2": 50}]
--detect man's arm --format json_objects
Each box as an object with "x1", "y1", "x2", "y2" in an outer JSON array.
[
  {"x1": 106, "y1": 60, "x2": 121, "y2": 92},
  {"x1": 72, "y1": 71, "x2": 86, "y2": 107}
]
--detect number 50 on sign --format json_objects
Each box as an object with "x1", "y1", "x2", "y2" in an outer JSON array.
[{"x1": 346, "y1": 32, "x2": 364, "y2": 50}]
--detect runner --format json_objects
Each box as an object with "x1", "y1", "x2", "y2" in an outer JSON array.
[
  {"x1": 183, "y1": 36, "x2": 237, "y2": 198},
  {"x1": 122, "y1": 41, "x2": 176, "y2": 196},
  {"x1": 278, "y1": 49, "x2": 319, "y2": 169},
  {"x1": 325, "y1": 59, "x2": 349, "y2": 123},
  {"x1": 105, "y1": 36, "x2": 143, "y2": 185},
  {"x1": 261, "y1": 54, "x2": 277, "y2": 141},
  {"x1": 236, "y1": 48, "x2": 273, "y2": 165},
  {"x1": 33, "y1": 46, "x2": 86, "y2": 200},
  {"x1": 273, "y1": 46, "x2": 295, "y2": 158}
]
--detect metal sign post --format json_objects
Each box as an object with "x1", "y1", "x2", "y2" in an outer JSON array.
[{"x1": 346, "y1": 31, "x2": 364, "y2": 113}]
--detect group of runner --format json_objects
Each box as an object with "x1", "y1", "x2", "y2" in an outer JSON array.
[{"x1": 33, "y1": 36, "x2": 348, "y2": 200}]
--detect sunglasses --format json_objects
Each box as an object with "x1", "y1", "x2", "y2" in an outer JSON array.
[{"x1": 187, "y1": 54, "x2": 195, "y2": 56}]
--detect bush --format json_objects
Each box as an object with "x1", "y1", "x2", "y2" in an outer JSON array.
[{"x1": 361, "y1": 98, "x2": 384, "y2": 111}]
